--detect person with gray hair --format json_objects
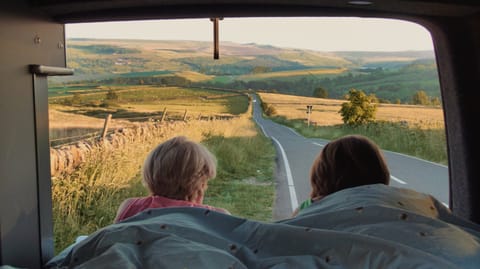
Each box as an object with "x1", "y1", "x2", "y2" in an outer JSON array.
[{"x1": 115, "y1": 136, "x2": 229, "y2": 222}]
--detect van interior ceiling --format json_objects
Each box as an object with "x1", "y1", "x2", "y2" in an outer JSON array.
[{"x1": 1, "y1": 0, "x2": 479, "y2": 268}]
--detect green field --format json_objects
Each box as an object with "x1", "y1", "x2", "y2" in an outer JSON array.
[{"x1": 48, "y1": 85, "x2": 102, "y2": 97}]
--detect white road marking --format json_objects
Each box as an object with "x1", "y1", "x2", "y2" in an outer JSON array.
[
  {"x1": 384, "y1": 150, "x2": 448, "y2": 168},
  {"x1": 258, "y1": 124, "x2": 269, "y2": 138},
  {"x1": 391, "y1": 175, "x2": 407, "y2": 185},
  {"x1": 253, "y1": 114, "x2": 269, "y2": 138},
  {"x1": 271, "y1": 136, "x2": 299, "y2": 212},
  {"x1": 312, "y1": 142, "x2": 325, "y2": 147},
  {"x1": 257, "y1": 122, "x2": 269, "y2": 138}
]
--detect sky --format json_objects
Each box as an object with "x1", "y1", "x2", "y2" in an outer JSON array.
[{"x1": 65, "y1": 17, "x2": 434, "y2": 52}]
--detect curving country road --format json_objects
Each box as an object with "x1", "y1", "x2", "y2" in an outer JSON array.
[{"x1": 251, "y1": 94, "x2": 449, "y2": 221}]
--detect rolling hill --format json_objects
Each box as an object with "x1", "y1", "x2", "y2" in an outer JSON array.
[{"x1": 52, "y1": 38, "x2": 439, "y2": 103}]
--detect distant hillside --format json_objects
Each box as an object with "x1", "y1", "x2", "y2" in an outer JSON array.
[
  {"x1": 53, "y1": 38, "x2": 439, "y2": 103},
  {"x1": 64, "y1": 38, "x2": 356, "y2": 75}
]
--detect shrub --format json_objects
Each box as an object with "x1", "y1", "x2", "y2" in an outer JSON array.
[
  {"x1": 313, "y1": 87, "x2": 328, "y2": 98},
  {"x1": 339, "y1": 88, "x2": 377, "y2": 125},
  {"x1": 412, "y1": 90, "x2": 430, "y2": 105},
  {"x1": 261, "y1": 101, "x2": 277, "y2": 116}
]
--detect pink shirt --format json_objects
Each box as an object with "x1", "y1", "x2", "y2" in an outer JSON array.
[{"x1": 116, "y1": 195, "x2": 230, "y2": 222}]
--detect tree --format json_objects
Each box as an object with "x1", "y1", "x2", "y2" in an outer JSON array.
[
  {"x1": 69, "y1": 92, "x2": 82, "y2": 105},
  {"x1": 431, "y1": 96, "x2": 441, "y2": 106},
  {"x1": 106, "y1": 89, "x2": 119, "y2": 100},
  {"x1": 313, "y1": 87, "x2": 328, "y2": 98},
  {"x1": 412, "y1": 90, "x2": 430, "y2": 105},
  {"x1": 339, "y1": 88, "x2": 377, "y2": 125}
]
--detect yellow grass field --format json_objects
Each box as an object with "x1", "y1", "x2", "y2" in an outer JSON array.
[
  {"x1": 239, "y1": 67, "x2": 347, "y2": 80},
  {"x1": 258, "y1": 92, "x2": 444, "y2": 129},
  {"x1": 49, "y1": 105, "x2": 138, "y2": 129},
  {"x1": 174, "y1": 70, "x2": 214, "y2": 82},
  {"x1": 48, "y1": 91, "x2": 252, "y2": 144}
]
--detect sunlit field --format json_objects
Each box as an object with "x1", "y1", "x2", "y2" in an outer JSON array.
[
  {"x1": 239, "y1": 67, "x2": 347, "y2": 80},
  {"x1": 258, "y1": 92, "x2": 444, "y2": 129},
  {"x1": 48, "y1": 86, "x2": 249, "y2": 144},
  {"x1": 50, "y1": 86, "x2": 248, "y2": 113}
]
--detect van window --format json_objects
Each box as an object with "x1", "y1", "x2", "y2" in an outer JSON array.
[{"x1": 48, "y1": 17, "x2": 446, "y2": 253}]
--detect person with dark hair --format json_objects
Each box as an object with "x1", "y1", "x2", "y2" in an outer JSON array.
[
  {"x1": 115, "y1": 136, "x2": 229, "y2": 222},
  {"x1": 293, "y1": 134, "x2": 390, "y2": 216}
]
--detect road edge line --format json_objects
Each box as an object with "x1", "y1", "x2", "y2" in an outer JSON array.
[{"x1": 271, "y1": 136, "x2": 299, "y2": 212}]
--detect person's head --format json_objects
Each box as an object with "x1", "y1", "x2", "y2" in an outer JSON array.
[
  {"x1": 142, "y1": 136, "x2": 216, "y2": 203},
  {"x1": 309, "y1": 135, "x2": 390, "y2": 199}
]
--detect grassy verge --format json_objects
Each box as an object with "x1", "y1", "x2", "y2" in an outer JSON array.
[
  {"x1": 269, "y1": 115, "x2": 447, "y2": 165},
  {"x1": 52, "y1": 119, "x2": 276, "y2": 253},
  {"x1": 203, "y1": 135, "x2": 276, "y2": 220}
]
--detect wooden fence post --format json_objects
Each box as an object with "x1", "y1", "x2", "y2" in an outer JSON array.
[
  {"x1": 160, "y1": 107, "x2": 167, "y2": 122},
  {"x1": 101, "y1": 114, "x2": 112, "y2": 140},
  {"x1": 183, "y1": 109, "x2": 188, "y2": 121}
]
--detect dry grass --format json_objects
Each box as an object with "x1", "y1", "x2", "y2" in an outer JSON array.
[
  {"x1": 258, "y1": 92, "x2": 444, "y2": 129},
  {"x1": 49, "y1": 94, "x2": 253, "y2": 138},
  {"x1": 49, "y1": 105, "x2": 138, "y2": 129},
  {"x1": 175, "y1": 70, "x2": 214, "y2": 82},
  {"x1": 239, "y1": 67, "x2": 346, "y2": 80},
  {"x1": 124, "y1": 102, "x2": 230, "y2": 115},
  {"x1": 51, "y1": 101, "x2": 276, "y2": 253}
]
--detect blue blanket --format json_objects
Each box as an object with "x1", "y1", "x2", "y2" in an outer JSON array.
[{"x1": 46, "y1": 184, "x2": 480, "y2": 268}]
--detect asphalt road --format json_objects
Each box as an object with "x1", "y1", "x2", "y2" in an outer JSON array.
[{"x1": 251, "y1": 94, "x2": 449, "y2": 221}]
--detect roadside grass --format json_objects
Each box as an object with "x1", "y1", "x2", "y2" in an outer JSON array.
[
  {"x1": 258, "y1": 92, "x2": 447, "y2": 165},
  {"x1": 270, "y1": 116, "x2": 447, "y2": 165},
  {"x1": 51, "y1": 115, "x2": 276, "y2": 254},
  {"x1": 203, "y1": 134, "x2": 276, "y2": 220}
]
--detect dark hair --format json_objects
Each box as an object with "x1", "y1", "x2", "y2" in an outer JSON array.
[{"x1": 310, "y1": 135, "x2": 390, "y2": 199}]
